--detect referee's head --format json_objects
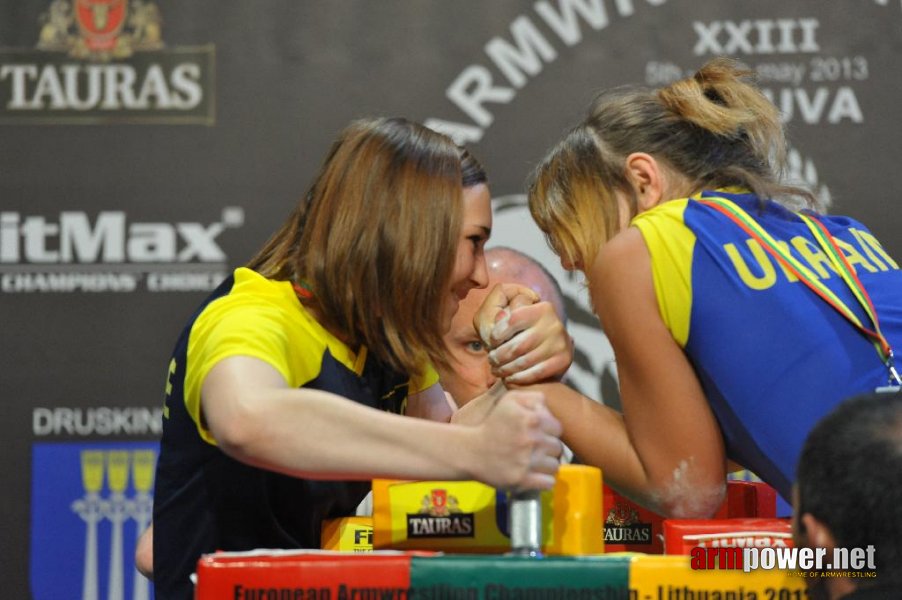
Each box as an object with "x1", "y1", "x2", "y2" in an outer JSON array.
[{"x1": 794, "y1": 391, "x2": 902, "y2": 594}]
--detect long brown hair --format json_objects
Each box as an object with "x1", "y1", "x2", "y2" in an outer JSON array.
[
  {"x1": 529, "y1": 57, "x2": 815, "y2": 272},
  {"x1": 249, "y1": 117, "x2": 485, "y2": 376}
]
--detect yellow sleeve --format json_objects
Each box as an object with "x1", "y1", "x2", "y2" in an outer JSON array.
[
  {"x1": 630, "y1": 199, "x2": 696, "y2": 348},
  {"x1": 184, "y1": 270, "x2": 325, "y2": 443},
  {"x1": 410, "y1": 363, "x2": 440, "y2": 394}
]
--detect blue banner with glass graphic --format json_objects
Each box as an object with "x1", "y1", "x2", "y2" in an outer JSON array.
[{"x1": 31, "y1": 442, "x2": 157, "y2": 600}]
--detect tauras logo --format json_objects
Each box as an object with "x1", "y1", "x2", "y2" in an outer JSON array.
[
  {"x1": 0, "y1": 208, "x2": 242, "y2": 264},
  {"x1": 407, "y1": 488, "x2": 475, "y2": 538},
  {"x1": 0, "y1": 0, "x2": 214, "y2": 124},
  {"x1": 407, "y1": 514, "x2": 475, "y2": 538},
  {"x1": 604, "y1": 502, "x2": 652, "y2": 544},
  {"x1": 604, "y1": 523, "x2": 652, "y2": 543},
  {"x1": 1, "y1": 62, "x2": 204, "y2": 111}
]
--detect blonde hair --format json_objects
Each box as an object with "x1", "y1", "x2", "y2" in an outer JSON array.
[
  {"x1": 529, "y1": 57, "x2": 815, "y2": 271},
  {"x1": 249, "y1": 117, "x2": 484, "y2": 376}
]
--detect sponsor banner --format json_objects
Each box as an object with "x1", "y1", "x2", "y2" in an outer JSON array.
[
  {"x1": 629, "y1": 555, "x2": 806, "y2": 598},
  {"x1": 0, "y1": 207, "x2": 244, "y2": 293},
  {"x1": 194, "y1": 551, "x2": 418, "y2": 600},
  {"x1": 372, "y1": 479, "x2": 545, "y2": 552},
  {"x1": 372, "y1": 465, "x2": 602, "y2": 555},
  {"x1": 320, "y1": 517, "x2": 375, "y2": 553},
  {"x1": 196, "y1": 552, "x2": 634, "y2": 600},
  {"x1": 603, "y1": 481, "x2": 779, "y2": 554},
  {"x1": 408, "y1": 555, "x2": 632, "y2": 599},
  {"x1": 663, "y1": 518, "x2": 794, "y2": 556},
  {"x1": 603, "y1": 485, "x2": 662, "y2": 554},
  {"x1": 32, "y1": 406, "x2": 163, "y2": 437},
  {"x1": 0, "y1": 0, "x2": 215, "y2": 125},
  {"x1": 30, "y1": 441, "x2": 157, "y2": 600},
  {"x1": 198, "y1": 553, "x2": 810, "y2": 600}
]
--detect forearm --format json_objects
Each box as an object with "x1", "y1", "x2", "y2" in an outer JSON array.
[
  {"x1": 215, "y1": 386, "x2": 480, "y2": 481},
  {"x1": 535, "y1": 381, "x2": 724, "y2": 517},
  {"x1": 564, "y1": 230, "x2": 727, "y2": 518},
  {"x1": 405, "y1": 383, "x2": 455, "y2": 423},
  {"x1": 202, "y1": 356, "x2": 562, "y2": 492},
  {"x1": 534, "y1": 383, "x2": 647, "y2": 492},
  {"x1": 450, "y1": 380, "x2": 505, "y2": 426}
]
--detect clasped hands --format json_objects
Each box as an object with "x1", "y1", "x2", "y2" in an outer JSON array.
[{"x1": 455, "y1": 283, "x2": 573, "y2": 490}]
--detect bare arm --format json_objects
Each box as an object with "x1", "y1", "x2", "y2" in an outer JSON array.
[
  {"x1": 405, "y1": 383, "x2": 455, "y2": 423},
  {"x1": 135, "y1": 524, "x2": 153, "y2": 580},
  {"x1": 449, "y1": 380, "x2": 506, "y2": 426},
  {"x1": 201, "y1": 355, "x2": 562, "y2": 489},
  {"x1": 540, "y1": 227, "x2": 727, "y2": 517}
]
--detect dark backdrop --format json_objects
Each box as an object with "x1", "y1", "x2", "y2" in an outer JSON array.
[{"x1": 2, "y1": 1, "x2": 900, "y2": 597}]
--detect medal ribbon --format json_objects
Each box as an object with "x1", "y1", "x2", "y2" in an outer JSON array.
[
  {"x1": 292, "y1": 279, "x2": 314, "y2": 300},
  {"x1": 696, "y1": 195, "x2": 900, "y2": 385}
]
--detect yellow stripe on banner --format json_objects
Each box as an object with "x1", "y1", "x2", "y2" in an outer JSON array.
[{"x1": 629, "y1": 555, "x2": 807, "y2": 597}]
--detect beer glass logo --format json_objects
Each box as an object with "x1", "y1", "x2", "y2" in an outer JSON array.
[{"x1": 31, "y1": 442, "x2": 157, "y2": 600}]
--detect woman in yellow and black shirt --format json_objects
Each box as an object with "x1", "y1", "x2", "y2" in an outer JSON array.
[{"x1": 152, "y1": 118, "x2": 568, "y2": 599}]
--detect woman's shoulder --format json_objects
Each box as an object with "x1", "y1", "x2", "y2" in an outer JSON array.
[
  {"x1": 198, "y1": 268, "x2": 321, "y2": 338},
  {"x1": 230, "y1": 267, "x2": 292, "y2": 297},
  {"x1": 590, "y1": 226, "x2": 653, "y2": 301}
]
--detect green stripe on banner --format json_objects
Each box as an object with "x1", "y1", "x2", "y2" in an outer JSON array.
[{"x1": 409, "y1": 555, "x2": 632, "y2": 600}]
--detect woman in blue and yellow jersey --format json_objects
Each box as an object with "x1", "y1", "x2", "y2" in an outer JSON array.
[
  {"x1": 517, "y1": 58, "x2": 902, "y2": 519},
  {"x1": 152, "y1": 117, "x2": 567, "y2": 599}
]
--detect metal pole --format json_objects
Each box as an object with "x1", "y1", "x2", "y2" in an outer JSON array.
[{"x1": 509, "y1": 489, "x2": 543, "y2": 556}]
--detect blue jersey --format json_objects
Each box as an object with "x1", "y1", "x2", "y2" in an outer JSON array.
[{"x1": 632, "y1": 190, "x2": 902, "y2": 498}]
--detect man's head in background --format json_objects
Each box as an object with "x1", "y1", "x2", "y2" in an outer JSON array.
[
  {"x1": 438, "y1": 246, "x2": 566, "y2": 406},
  {"x1": 793, "y1": 391, "x2": 902, "y2": 600}
]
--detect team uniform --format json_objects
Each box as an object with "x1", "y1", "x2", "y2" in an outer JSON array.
[
  {"x1": 632, "y1": 190, "x2": 902, "y2": 500},
  {"x1": 152, "y1": 267, "x2": 437, "y2": 599}
]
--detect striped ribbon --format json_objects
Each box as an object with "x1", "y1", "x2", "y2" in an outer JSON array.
[{"x1": 696, "y1": 195, "x2": 901, "y2": 387}]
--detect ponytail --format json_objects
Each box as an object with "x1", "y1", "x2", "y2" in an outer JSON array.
[
  {"x1": 529, "y1": 57, "x2": 816, "y2": 272},
  {"x1": 658, "y1": 58, "x2": 786, "y2": 178}
]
